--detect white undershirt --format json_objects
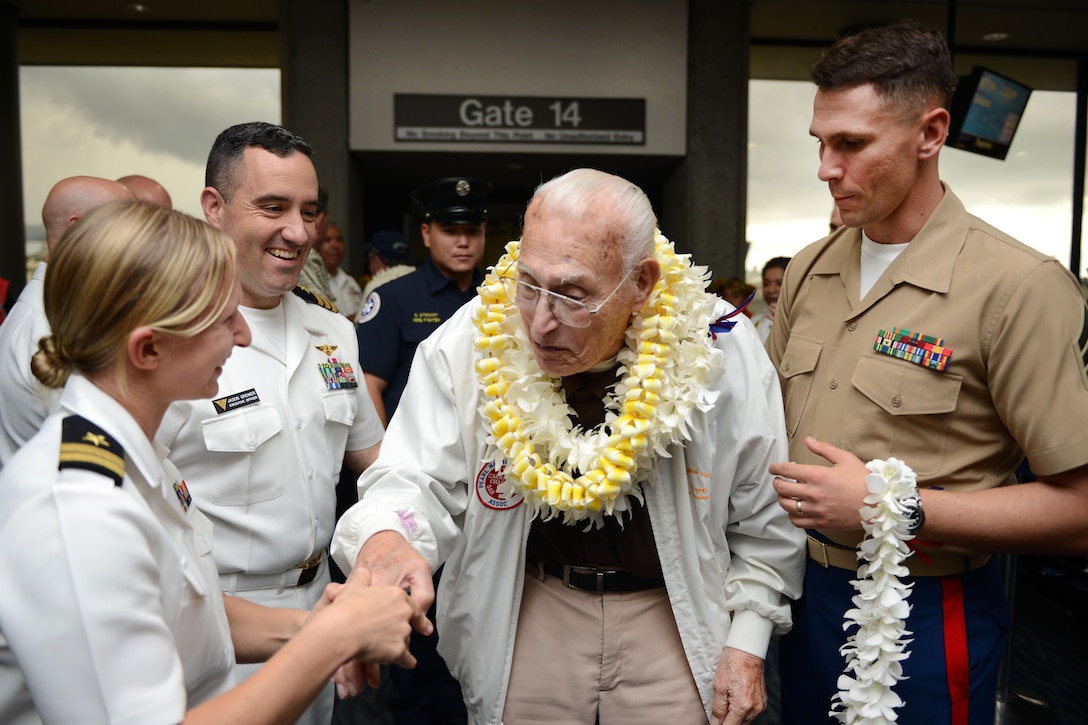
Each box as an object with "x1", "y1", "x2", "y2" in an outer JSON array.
[
  {"x1": 859, "y1": 232, "x2": 909, "y2": 298},
  {"x1": 242, "y1": 301, "x2": 287, "y2": 361}
]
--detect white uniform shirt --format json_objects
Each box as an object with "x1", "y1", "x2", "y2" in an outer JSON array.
[
  {"x1": 332, "y1": 299, "x2": 805, "y2": 725},
  {"x1": 329, "y1": 268, "x2": 365, "y2": 320},
  {"x1": 0, "y1": 375, "x2": 234, "y2": 725},
  {"x1": 0, "y1": 264, "x2": 60, "y2": 469},
  {"x1": 752, "y1": 309, "x2": 774, "y2": 344},
  {"x1": 158, "y1": 291, "x2": 383, "y2": 577}
]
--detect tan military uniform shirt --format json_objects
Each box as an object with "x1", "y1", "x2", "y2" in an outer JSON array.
[{"x1": 767, "y1": 185, "x2": 1088, "y2": 554}]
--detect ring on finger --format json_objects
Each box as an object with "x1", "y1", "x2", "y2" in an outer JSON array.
[{"x1": 795, "y1": 498, "x2": 804, "y2": 517}]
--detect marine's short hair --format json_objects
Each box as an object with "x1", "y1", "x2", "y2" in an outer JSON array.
[{"x1": 811, "y1": 21, "x2": 955, "y2": 119}]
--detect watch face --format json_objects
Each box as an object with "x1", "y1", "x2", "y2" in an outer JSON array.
[{"x1": 903, "y1": 493, "x2": 925, "y2": 534}]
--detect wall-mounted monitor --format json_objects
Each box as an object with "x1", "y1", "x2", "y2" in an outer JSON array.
[{"x1": 946, "y1": 66, "x2": 1032, "y2": 161}]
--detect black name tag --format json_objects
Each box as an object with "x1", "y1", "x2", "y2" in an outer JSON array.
[{"x1": 212, "y1": 388, "x2": 260, "y2": 415}]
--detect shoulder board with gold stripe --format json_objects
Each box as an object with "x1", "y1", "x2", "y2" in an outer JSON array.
[
  {"x1": 293, "y1": 285, "x2": 339, "y2": 314},
  {"x1": 58, "y1": 415, "x2": 125, "y2": 487}
]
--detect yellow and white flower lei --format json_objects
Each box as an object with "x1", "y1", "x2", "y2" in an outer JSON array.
[{"x1": 472, "y1": 230, "x2": 721, "y2": 525}]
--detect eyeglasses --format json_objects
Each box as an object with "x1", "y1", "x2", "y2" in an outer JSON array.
[{"x1": 498, "y1": 266, "x2": 635, "y2": 328}]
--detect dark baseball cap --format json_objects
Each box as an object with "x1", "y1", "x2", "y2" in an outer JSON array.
[
  {"x1": 411, "y1": 177, "x2": 491, "y2": 224},
  {"x1": 365, "y1": 230, "x2": 410, "y2": 262}
]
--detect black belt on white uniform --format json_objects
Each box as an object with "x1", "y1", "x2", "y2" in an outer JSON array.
[{"x1": 532, "y1": 561, "x2": 665, "y2": 593}]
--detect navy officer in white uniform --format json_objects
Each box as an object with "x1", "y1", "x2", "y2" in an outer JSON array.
[
  {"x1": 0, "y1": 199, "x2": 422, "y2": 725},
  {"x1": 156, "y1": 122, "x2": 385, "y2": 725}
]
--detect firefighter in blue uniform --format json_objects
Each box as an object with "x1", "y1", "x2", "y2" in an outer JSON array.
[
  {"x1": 354, "y1": 177, "x2": 490, "y2": 724},
  {"x1": 356, "y1": 177, "x2": 490, "y2": 427}
]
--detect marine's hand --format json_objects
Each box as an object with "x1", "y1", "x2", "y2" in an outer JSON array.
[
  {"x1": 770, "y1": 436, "x2": 870, "y2": 530},
  {"x1": 710, "y1": 647, "x2": 765, "y2": 725}
]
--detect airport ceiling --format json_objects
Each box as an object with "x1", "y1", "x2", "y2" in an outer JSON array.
[{"x1": 12, "y1": 0, "x2": 1088, "y2": 69}]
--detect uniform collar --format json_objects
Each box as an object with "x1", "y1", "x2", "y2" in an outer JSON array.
[
  {"x1": 811, "y1": 183, "x2": 968, "y2": 299},
  {"x1": 421, "y1": 258, "x2": 483, "y2": 295},
  {"x1": 243, "y1": 293, "x2": 340, "y2": 366}
]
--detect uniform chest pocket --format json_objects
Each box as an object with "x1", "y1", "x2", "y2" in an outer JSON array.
[
  {"x1": 199, "y1": 405, "x2": 285, "y2": 505},
  {"x1": 851, "y1": 355, "x2": 961, "y2": 416},
  {"x1": 201, "y1": 405, "x2": 282, "y2": 452},
  {"x1": 405, "y1": 320, "x2": 440, "y2": 344},
  {"x1": 778, "y1": 335, "x2": 823, "y2": 437},
  {"x1": 322, "y1": 390, "x2": 358, "y2": 426},
  {"x1": 848, "y1": 355, "x2": 962, "y2": 475}
]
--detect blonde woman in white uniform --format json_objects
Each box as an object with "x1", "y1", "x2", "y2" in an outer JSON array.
[{"x1": 0, "y1": 200, "x2": 427, "y2": 725}]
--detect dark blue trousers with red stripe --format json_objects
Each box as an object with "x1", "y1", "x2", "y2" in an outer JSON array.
[{"x1": 780, "y1": 553, "x2": 1009, "y2": 725}]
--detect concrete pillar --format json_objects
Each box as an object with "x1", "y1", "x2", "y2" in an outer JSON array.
[
  {"x1": 0, "y1": 0, "x2": 26, "y2": 299},
  {"x1": 278, "y1": 0, "x2": 357, "y2": 268},
  {"x1": 663, "y1": 0, "x2": 749, "y2": 280}
]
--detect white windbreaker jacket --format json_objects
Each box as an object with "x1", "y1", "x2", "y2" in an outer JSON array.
[{"x1": 333, "y1": 298, "x2": 805, "y2": 725}]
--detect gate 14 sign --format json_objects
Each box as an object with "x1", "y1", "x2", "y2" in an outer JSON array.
[{"x1": 394, "y1": 94, "x2": 645, "y2": 145}]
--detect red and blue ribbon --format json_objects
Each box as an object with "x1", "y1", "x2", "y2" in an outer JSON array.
[{"x1": 709, "y1": 289, "x2": 757, "y2": 338}]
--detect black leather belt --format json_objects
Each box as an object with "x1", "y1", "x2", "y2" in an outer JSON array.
[
  {"x1": 296, "y1": 553, "x2": 323, "y2": 586},
  {"x1": 533, "y1": 562, "x2": 665, "y2": 593}
]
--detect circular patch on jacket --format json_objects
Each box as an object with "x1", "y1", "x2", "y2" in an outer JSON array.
[
  {"x1": 476, "y1": 459, "x2": 523, "y2": 511},
  {"x1": 357, "y1": 292, "x2": 381, "y2": 323}
]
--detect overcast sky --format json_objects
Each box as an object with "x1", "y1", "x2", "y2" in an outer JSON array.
[
  {"x1": 746, "y1": 79, "x2": 1083, "y2": 274},
  {"x1": 19, "y1": 66, "x2": 281, "y2": 255},
  {"x1": 18, "y1": 67, "x2": 1086, "y2": 277}
]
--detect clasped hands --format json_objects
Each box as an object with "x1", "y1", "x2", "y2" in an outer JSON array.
[{"x1": 316, "y1": 531, "x2": 435, "y2": 699}]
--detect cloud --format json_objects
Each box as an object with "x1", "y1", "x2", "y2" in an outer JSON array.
[
  {"x1": 745, "y1": 80, "x2": 1083, "y2": 272},
  {"x1": 20, "y1": 67, "x2": 281, "y2": 240},
  {"x1": 23, "y1": 67, "x2": 281, "y2": 166}
]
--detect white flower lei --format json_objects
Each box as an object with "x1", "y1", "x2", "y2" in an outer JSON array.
[
  {"x1": 830, "y1": 458, "x2": 919, "y2": 724},
  {"x1": 472, "y1": 230, "x2": 721, "y2": 525}
]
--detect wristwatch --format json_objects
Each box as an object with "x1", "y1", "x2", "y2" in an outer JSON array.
[{"x1": 901, "y1": 491, "x2": 925, "y2": 535}]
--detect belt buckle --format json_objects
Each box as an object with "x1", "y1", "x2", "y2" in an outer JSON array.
[
  {"x1": 808, "y1": 536, "x2": 831, "y2": 568},
  {"x1": 562, "y1": 565, "x2": 615, "y2": 593},
  {"x1": 296, "y1": 554, "x2": 322, "y2": 586}
]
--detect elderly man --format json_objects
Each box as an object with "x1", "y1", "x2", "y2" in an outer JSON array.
[
  {"x1": 156, "y1": 122, "x2": 386, "y2": 725},
  {"x1": 0, "y1": 176, "x2": 135, "y2": 468},
  {"x1": 333, "y1": 168, "x2": 804, "y2": 725}
]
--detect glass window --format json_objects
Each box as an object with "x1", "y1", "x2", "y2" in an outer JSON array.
[
  {"x1": 20, "y1": 66, "x2": 280, "y2": 276},
  {"x1": 943, "y1": 89, "x2": 1076, "y2": 267},
  {"x1": 746, "y1": 79, "x2": 830, "y2": 281},
  {"x1": 747, "y1": 79, "x2": 1079, "y2": 280}
]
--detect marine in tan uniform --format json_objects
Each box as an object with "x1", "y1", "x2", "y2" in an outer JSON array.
[{"x1": 765, "y1": 21, "x2": 1088, "y2": 725}]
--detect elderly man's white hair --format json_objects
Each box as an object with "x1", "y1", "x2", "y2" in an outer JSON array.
[{"x1": 529, "y1": 169, "x2": 657, "y2": 271}]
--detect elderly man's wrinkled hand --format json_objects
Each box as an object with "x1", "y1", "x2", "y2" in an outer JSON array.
[
  {"x1": 710, "y1": 647, "x2": 765, "y2": 725},
  {"x1": 355, "y1": 529, "x2": 436, "y2": 616}
]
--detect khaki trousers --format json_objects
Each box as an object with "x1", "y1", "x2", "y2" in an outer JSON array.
[{"x1": 502, "y1": 568, "x2": 708, "y2": 724}]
